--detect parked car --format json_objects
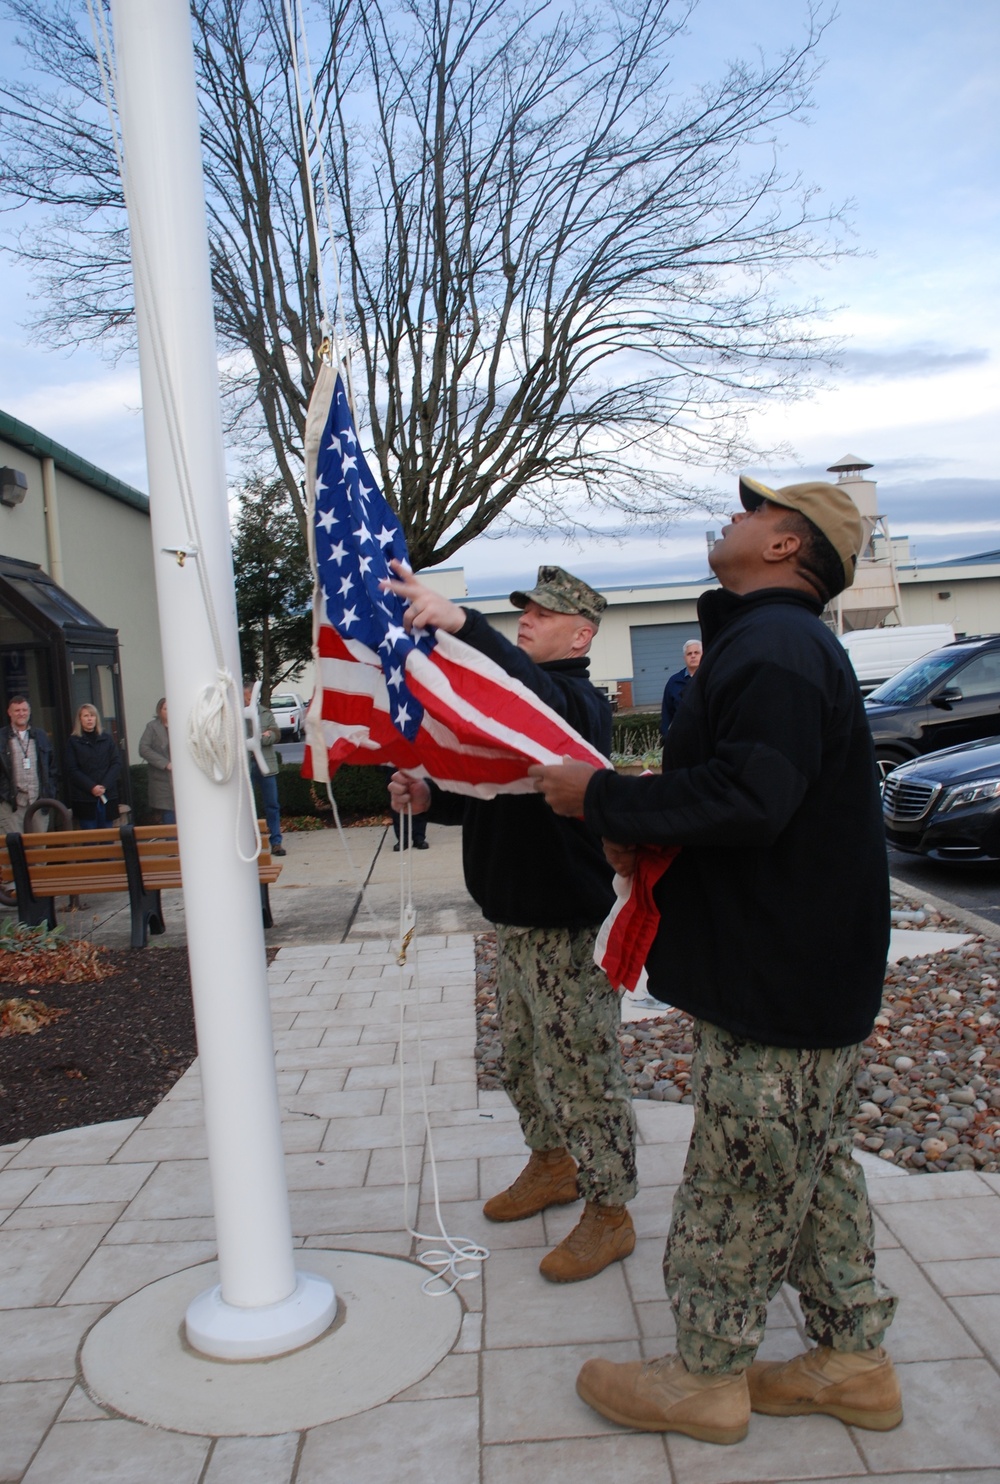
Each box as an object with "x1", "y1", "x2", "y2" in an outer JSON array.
[
  {"x1": 269, "y1": 692, "x2": 307, "y2": 740},
  {"x1": 882, "y1": 737, "x2": 1000, "y2": 862},
  {"x1": 864, "y1": 635, "x2": 1000, "y2": 780},
  {"x1": 839, "y1": 623, "x2": 955, "y2": 695}
]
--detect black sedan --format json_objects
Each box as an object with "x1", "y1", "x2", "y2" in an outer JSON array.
[
  {"x1": 882, "y1": 737, "x2": 1000, "y2": 862},
  {"x1": 864, "y1": 634, "x2": 1000, "y2": 780}
]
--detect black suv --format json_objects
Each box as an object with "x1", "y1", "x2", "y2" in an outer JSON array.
[{"x1": 864, "y1": 635, "x2": 1000, "y2": 780}]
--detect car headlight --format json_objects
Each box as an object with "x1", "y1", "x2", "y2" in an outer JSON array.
[{"x1": 937, "y1": 778, "x2": 1000, "y2": 814}]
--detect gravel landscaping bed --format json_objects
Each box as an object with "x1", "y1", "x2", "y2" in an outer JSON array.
[{"x1": 474, "y1": 894, "x2": 1000, "y2": 1174}]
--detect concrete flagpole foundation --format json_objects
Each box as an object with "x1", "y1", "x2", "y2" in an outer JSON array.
[{"x1": 108, "y1": 0, "x2": 334, "y2": 1359}]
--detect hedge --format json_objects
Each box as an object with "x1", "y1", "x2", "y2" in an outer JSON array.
[
  {"x1": 271, "y1": 762, "x2": 389, "y2": 818},
  {"x1": 128, "y1": 760, "x2": 389, "y2": 822},
  {"x1": 611, "y1": 713, "x2": 663, "y2": 756}
]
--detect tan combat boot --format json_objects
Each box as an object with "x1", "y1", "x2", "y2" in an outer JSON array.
[
  {"x1": 748, "y1": 1345, "x2": 903, "y2": 1431},
  {"x1": 577, "y1": 1354, "x2": 750, "y2": 1445},
  {"x1": 482, "y1": 1149, "x2": 579, "y2": 1222},
  {"x1": 538, "y1": 1200, "x2": 635, "y2": 1282}
]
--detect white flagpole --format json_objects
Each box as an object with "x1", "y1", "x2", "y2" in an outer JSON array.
[{"x1": 108, "y1": 0, "x2": 334, "y2": 1359}]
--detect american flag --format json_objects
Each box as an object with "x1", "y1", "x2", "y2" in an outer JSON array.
[{"x1": 302, "y1": 362, "x2": 610, "y2": 796}]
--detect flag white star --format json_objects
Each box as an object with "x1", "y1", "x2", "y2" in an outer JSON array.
[
  {"x1": 316, "y1": 507, "x2": 336, "y2": 533},
  {"x1": 395, "y1": 702, "x2": 411, "y2": 727},
  {"x1": 376, "y1": 525, "x2": 397, "y2": 549},
  {"x1": 385, "y1": 623, "x2": 407, "y2": 647},
  {"x1": 328, "y1": 540, "x2": 347, "y2": 564},
  {"x1": 388, "y1": 666, "x2": 403, "y2": 689},
  {"x1": 342, "y1": 453, "x2": 358, "y2": 476},
  {"x1": 339, "y1": 574, "x2": 354, "y2": 597},
  {"x1": 358, "y1": 554, "x2": 373, "y2": 575},
  {"x1": 341, "y1": 605, "x2": 359, "y2": 630},
  {"x1": 343, "y1": 427, "x2": 357, "y2": 446},
  {"x1": 353, "y1": 522, "x2": 372, "y2": 545},
  {"x1": 314, "y1": 473, "x2": 328, "y2": 500},
  {"x1": 327, "y1": 433, "x2": 342, "y2": 454}
]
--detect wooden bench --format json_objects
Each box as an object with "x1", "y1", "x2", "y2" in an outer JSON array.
[{"x1": 0, "y1": 822, "x2": 282, "y2": 949}]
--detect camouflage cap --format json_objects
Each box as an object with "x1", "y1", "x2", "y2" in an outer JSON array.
[{"x1": 509, "y1": 565, "x2": 607, "y2": 626}]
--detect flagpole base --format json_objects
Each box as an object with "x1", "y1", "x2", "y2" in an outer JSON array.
[{"x1": 185, "y1": 1271, "x2": 336, "y2": 1360}]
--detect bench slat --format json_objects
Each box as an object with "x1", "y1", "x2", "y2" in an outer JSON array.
[{"x1": 2, "y1": 821, "x2": 281, "y2": 944}]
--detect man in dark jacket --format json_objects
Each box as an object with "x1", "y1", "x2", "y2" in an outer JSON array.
[
  {"x1": 659, "y1": 638, "x2": 702, "y2": 739},
  {"x1": 531, "y1": 479, "x2": 900, "y2": 1444},
  {"x1": 386, "y1": 563, "x2": 637, "y2": 1283},
  {"x1": 0, "y1": 694, "x2": 57, "y2": 833}
]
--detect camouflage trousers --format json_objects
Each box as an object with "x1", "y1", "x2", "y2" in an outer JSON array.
[
  {"x1": 495, "y1": 924, "x2": 637, "y2": 1206},
  {"x1": 665, "y1": 1020, "x2": 898, "y2": 1373}
]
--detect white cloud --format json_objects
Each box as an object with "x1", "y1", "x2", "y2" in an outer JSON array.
[{"x1": 6, "y1": 370, "x2": 143, "y2": 431}]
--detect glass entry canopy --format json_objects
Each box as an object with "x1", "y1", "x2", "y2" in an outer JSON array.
[{"x1": 0, "y1": 554, "x2": 129, "y2": 805}]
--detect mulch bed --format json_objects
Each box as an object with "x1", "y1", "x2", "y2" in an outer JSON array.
[{"x1": 0, "y1": 948, "x2": 196, "y2": 1145}]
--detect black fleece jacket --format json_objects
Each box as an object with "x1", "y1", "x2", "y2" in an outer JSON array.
[
  {"x1": 427, "y1": 608, "x2": 615, "y2": 928},
  {"x1": 584, "y1": 587, "x2": 890, "y2": 1049}
]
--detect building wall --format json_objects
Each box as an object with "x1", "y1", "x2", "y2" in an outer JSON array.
[
  {"x1": 49, "y1": 474, "x2": 164, "y2": 756},
  {"x1": 898, "y1": 566, "x2": 1000, "y2": 639},
  {"x1": 0, "y1": 432, "x2": 164, "y2": 758}
]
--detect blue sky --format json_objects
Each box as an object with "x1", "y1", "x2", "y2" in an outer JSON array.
[{"x1": 0, "y1": 0, "x2": 997, "y2": 596}]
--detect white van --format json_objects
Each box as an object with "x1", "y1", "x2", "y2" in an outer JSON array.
[{"x1": 838, "y1": 625, "x2": 956, "y2": 694}]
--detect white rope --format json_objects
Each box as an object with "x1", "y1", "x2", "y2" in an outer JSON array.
[
  {"x1": 324, "y1": 786, "x2": 489, "y2": 1293},
  {"x1": 188, "y1": 672, "x2": 261, "y2": 863},
  {"x1": 286, "y1": 5, "x2": 485, "y2": 1289},
  {"x1": 284, "y1": 0, "x2": 356, "y2": 413},
  {"x1": 292, "y1": 0, "x2": 354, "y2": 386},
  {"x1": 282, "y1": 0, "x2": 330, "y2": 334},
  {"x1": 393, "y1": 806, "x2": 489, "y2": 1296},
  {"x1": 86, "y1": 1, "x2": 260, "y2": 860}
]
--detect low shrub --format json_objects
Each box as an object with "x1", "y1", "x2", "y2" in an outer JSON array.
[
  {"x1": 610, "y1": 717, "x2": 662, "y2": 767},
  {"x1": 271, "y1": 763, "x2": 389, "y2": 819}
]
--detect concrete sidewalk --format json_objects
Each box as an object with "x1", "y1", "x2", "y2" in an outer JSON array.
[{"x1": 3, "y1": 834, "x2": 1000, "y2": 1479}]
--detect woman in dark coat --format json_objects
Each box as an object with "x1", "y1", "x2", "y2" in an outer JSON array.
[{"x1": 66, "y1": 704, "x2": 121, "y2": 828}]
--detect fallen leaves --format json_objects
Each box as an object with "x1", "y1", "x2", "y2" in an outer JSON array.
[{"x1": 0, "y1": 998, "x2": 70, "y2": 1037}]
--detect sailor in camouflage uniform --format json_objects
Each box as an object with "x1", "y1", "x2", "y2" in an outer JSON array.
[
  {"x1": 532, "y1": 477, "x2": 901, "y2": 1443},
  {"x1": 386, "y1": 562, "x2": 637, "y2": 1283}
]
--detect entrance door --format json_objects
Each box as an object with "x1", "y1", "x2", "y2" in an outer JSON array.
[{"x1": 68, "y1": 652, "x2": 130, "y2": 804}]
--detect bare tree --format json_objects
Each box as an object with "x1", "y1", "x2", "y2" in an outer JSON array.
[{"x1": 0, "y1": 0, "x2": 843, "y2": 567}]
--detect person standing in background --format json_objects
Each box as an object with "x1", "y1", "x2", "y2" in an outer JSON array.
[
  {"x1": 65, "y1": 703, "x2": 120, "y2": 828},
  {"x1": 244, "y1": 683, "x2": 285, "y2": 856},
  {"x1": 0, "y1": 695, "x2": 57, "y2": 833},
  {"x1": 659, "y1": 640, "x2": 703, "y2": 740},
  {"x1": 139, "y1": 698, "x2": 175, "y2": 825}
]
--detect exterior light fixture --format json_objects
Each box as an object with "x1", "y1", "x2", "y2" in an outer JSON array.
[{"x1": 0, "y1": 467, "x2": 28, "y2": 508}]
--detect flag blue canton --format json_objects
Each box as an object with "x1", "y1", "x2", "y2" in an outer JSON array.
[{"x1": 313, "y1": 374, "x2": 430, "y2": 741}]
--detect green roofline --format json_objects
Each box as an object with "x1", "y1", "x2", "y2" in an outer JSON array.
[{"x1": 0, "y1": 408, "x2": 149, "y2": 516}]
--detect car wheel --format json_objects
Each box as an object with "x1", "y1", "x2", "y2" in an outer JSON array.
[{"x1": 874, "y1": 748, "x2": 911, "y2": 786}]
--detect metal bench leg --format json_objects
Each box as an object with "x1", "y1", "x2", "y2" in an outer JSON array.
[
  {"x1": 120, "y1": 823, "x2": 166, "y2": 949},
  {"x1": 260, "y1": 881, "x2": 273, "y2": 931},
  {"x1": 5, "y1": 833, "x2": 57, "y2": 931}
]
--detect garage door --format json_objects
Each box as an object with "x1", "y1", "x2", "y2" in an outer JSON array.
[{"x1": 629, "y1": 622, "x2": 702, "y2": 706}]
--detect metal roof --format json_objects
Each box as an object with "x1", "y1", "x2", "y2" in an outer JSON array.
[
  {"x1": 0, "y1": 408, "x2": 149, "y2": 516},
  {"x1": 827, "y1": 453, "x2": 874, "y2": 473}
]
